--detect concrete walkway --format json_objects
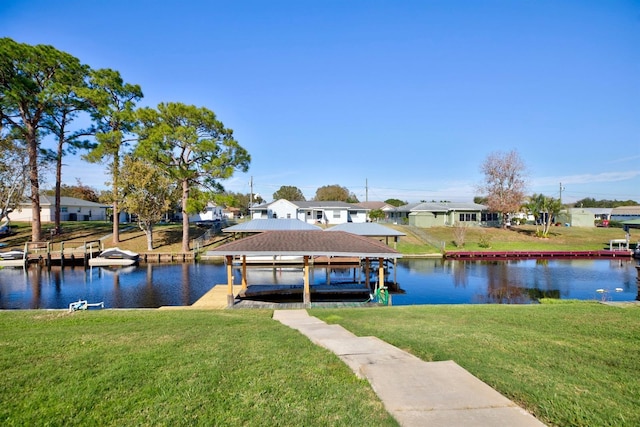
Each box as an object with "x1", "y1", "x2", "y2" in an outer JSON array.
[{"x1": 273, "y1": 309, "x2": 545, "y2": 427}]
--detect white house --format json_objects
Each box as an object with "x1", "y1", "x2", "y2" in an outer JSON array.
[
  {"x1": 250, "y1": 200, "x2": 369, "y2": 225},
  {"x1": 11, "y1": 195, "x2": 109, "y2": 222},
  {"x1": 188, "y1": 203, "x2": 224, "y2": 222}
]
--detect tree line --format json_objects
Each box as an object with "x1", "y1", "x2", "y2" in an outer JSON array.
[{"x1": 0, "y1": 38, "x2": 249, "y2": 251}]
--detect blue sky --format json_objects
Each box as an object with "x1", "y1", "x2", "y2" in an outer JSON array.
[{"x1": 2, "y1": 0, "x2": 639, "y2": 204}]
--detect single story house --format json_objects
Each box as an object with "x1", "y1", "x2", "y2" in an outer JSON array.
[
  {"x1": 387, "y1": 202, "x2": 497, "y2": 227},
  {"x1": 610, "y1": 206, "x2": 640, "y2": 222},
  {"x1": 11, "y1": 195, "x2": 109, "y2": 222},
  {"x1": 355, "y1": 201, "x2": 397, "y2": 221},
  {"x1": 188, "y1": 203, "x2": 224, "y2": 223},
  {"x1": 250, "y1": 200, "x2": 369, "y2": 225},
  {"x1": 555, "y1": 208, "x2": 616, "y2": 227}
]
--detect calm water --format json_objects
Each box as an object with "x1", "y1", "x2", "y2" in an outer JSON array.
[{"x1": 0, "y1": 258, "x2": 638, "y2": 309}]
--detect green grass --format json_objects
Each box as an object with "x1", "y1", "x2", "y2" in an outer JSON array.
[
  {"x1": 0, "y1": 310, "x2": 397, "y2": 427},
  {"x1": 421, "y1": 225, "x2": 638, "y2": 252},
  {"x1": 312, "y1": 302, "x2": 640, "y2": 427}
]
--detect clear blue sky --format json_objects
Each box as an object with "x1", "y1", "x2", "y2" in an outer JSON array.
[{"x1": 2, "y1": 0, "x2": 639, "y2": 204}]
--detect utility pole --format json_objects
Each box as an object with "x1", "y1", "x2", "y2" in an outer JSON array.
[
  {"x1": 559, "y1": 182, "x2": 564, "y2": 205},
  {"x1": 365, "y1": 178, "x2": 368, "y2": 203},
  {"x1": 249, "y1": 176, "x2": 254, "y2": 206}
]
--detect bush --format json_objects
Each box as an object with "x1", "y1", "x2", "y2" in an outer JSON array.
[{"x1": 478, "y1": 232, "x2": 491, "y2": 248}]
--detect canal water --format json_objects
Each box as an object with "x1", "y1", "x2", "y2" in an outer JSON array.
[{"x1": 0, "y1": 258, "x2": 638, "y2": 309}]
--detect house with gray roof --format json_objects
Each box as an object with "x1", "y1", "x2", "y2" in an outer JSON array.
[
  {"x1": 388, "y1": 202, "x2": 497, "y2": 228},
  {"x1": 12, "y1": 195, "x2": 109, "y2": 222},
  {"x1": 250, "y1": 199, "x2": 369, "y2": 224},
  {"x1": 611, "y1": 206, "x2": 640, "y2": 222}
]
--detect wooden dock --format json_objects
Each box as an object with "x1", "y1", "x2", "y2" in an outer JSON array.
[
  {"x1": 445, "y1": 250, "x2": 633, "y2": 260},
  {"x1": 140, "y1": 252, "x2": 195, "y2": 263}
]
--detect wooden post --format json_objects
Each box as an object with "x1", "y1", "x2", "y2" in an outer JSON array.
[
  {"x1": 303, "y1": 255, "x2": 311, "y2": 307},
  {"x1": 226, "y1": 255, "x2": 234, "y2": 307},
  {"x1": 365, "y1": 258, "x2": 371, "y2": 289},
  {"x1": 241, "y1": 255, "x2": 248, "y2": 290},
  {"x1": 636, "y1": 266, "x2": 640, "y2": 302},
  {"x1": 378, "y1": 257, "x2": 385, "y2": 289}
]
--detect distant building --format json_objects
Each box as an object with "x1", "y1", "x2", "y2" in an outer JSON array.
[
  {"x1": 611, "y1": 206, "x2": 640, "y2": 222},
  {"x1": 11, "y1": 195, "x2": 108, "y2": 222},
  {"x1": 387, "y1": 202, "x2": 497, "y2": 227},
  {"x1": 187, "y1": 203, "x2": 224, "y2": 222},
  {"x1": 250, "y1": 199, "x2": 369, "y2": 224}
]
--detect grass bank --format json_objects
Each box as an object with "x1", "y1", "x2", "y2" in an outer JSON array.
[
  {"x1": 312, "y1": 302, "x2": 640, "y2": 427},
  {"x1": 0, "y1": 309, "x2": 396, "y2": 426},
  {"x1": 396, "y1": 224, "x2": 638, "y2": 254},
  {"x1": 4, "y1": 221, "x2": 637, "y2": 256}
]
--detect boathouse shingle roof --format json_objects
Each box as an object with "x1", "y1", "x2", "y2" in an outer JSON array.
[{"x1": 206, "y1": 230, "x2": 401, "y2": 258}]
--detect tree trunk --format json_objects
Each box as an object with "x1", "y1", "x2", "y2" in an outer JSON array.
[
  {"x1": 181, "y1": 179, "x2": 190, "y2": 253},
  {"x1": 112, "y1": 152, "x2": 120, "y2": 244},
  {"x1": 54, "y1": 130, "x2": 64, "y2": 235},
  {"x1": 27, "y1": 125, "x2": 42, "y2": 242},
  {"x1": 146, "y1": 222, "x2": 154, "y2": 251}
]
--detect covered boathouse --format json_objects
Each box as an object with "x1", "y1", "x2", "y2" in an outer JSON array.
[{"x1": 205, "y1": 230, "x2": 402, "y2": 307}]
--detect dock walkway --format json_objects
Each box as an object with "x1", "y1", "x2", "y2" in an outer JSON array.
[{"x1": 274, "y1": 309, "x2": 545, "y2": 427}]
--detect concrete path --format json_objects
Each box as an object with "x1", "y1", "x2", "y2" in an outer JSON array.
[{"x1": 273, "y1": 309, "x2": 545, "y2": 427}]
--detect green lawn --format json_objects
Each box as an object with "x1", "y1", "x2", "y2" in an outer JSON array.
[
  {"x1": 312, "y1": 302, "x2": 640, "y2": 427},
  {"x1": 0, "y1": 310, "x2": 396, "y2": 427},
  {"x1": 396, "y1": 225, "x2": 638, "y2": 254}
]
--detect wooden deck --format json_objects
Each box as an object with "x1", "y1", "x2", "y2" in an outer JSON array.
[
  {"x1": 445, "y1": 250, "x2": 633, "y2": 260},
  {"x1": 168, "y1": 283, "x2": 375, "y2": 310}
]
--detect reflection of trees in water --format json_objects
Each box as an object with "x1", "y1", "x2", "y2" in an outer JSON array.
[
  {"x1": 181, "y1": 263, "x2": 190, "y2": 306},
  {"x1": 452, "y1": 261, "x2": 469, "y2": 288},
  {"x1": 477, "y1": 261, "x2": 531, "y2": 304},
  {"x1": 29, "y1": 264, "x2": 42, "y2": 309}
]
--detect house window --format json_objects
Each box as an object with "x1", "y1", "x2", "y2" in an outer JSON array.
[
  {"x1": 287, "y1": 213, "x2": 291, "y2": 219},
  {"x1": 333, "y1": 211, "x2": 340, "y2": 219},
  {"x1": 316, "y1": 212, "x2": 322, "y2": 220},
  {"x1": 459, "y1": 213, "x2": 477, "y2": 222},
  {"x1": 481, "y1": 212, "x2": 499, "y2": 222},
  {"x1": 61, "y1": 207, "x2": 68, "y2": 213}
]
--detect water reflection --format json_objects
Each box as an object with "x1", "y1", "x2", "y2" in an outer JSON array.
[{"x1": 0, "y1": 258, "x2": 638, "y2": 309}]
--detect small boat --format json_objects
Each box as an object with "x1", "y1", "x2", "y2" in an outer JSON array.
[
  {"x1": 89, "y1": 247, "x2": 139, "y2": 266},
  {"x1": 0, "y1": 250, "x2": 25, "y2": 260},
  {"x1": 0, "y1": 249, "x2": 26, "y2": 267}
]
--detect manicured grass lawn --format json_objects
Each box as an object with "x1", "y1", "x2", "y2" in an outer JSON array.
[
  {"x1": 396, "y1": 225, "x2": 638, "y2": 253},
  {"x1": 0, "y1": 310, "x2": 396, "y2": 426},
  {"x1": 312, "y1": 302, "x2": 640, "y2": 427}
]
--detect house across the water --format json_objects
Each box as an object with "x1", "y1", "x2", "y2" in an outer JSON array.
[
  {"x1": 11, "y1": 195, "x2": 109, "y2": 222},
  {"x1": 387, "y1": 202, "x2": 499, "y2": 227},
  {"x1": 250, "y1": 200, "x2": 369, "y2": 224}
]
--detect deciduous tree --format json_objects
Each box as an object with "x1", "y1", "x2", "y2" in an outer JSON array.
[
  {"x1": 314, "y1": 184, "x2": 358, "y2": 202},
  {"x1": 81, "y1": 68, "x2": 143, "y2": 244},
  {"x1": 43, "y1": 179, "x2": 100, "y2": 202},
  {"x1": 119, "y1": 155, "x2": 176, "y2": 250},
  {"x1": 368, "y1": 209, "x2": 385, "y2": 222},
  {"x1": 384, "y1": 198, "x2": 407, "y2": 207},
  {"x1": 273, "y1": 185, "x2": 306, "y2": 201},
  {"x1": 136, "y1": 102, "x2": 250, "y2": 252},
  {"x1": 477, "y1": 150, "x2": 527, "y2": 228},
  {"x1": 0, "y1": 137, "x2": 28, "y2": 224}
]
